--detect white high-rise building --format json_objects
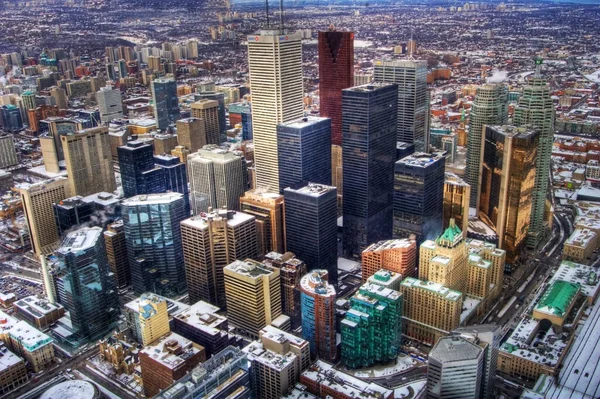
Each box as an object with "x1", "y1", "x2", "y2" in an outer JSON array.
[
  {"x1": 96, "y1": 86, "x2": 124, "y2": 124},
  {"x1": 247, "y1": 30, "x2": 304, "y2": 192}
]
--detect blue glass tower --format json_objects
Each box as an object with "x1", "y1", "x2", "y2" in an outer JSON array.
[
  {"x1": 154, "y1": 154, "x2": 190, "y2": 215},
  {"x1": 152, "y1": 78, "x2": 180, "y2": 130},
  {"x1": 122, "y1": 193, "x2": 187, "y2": 297},
  {"x1": 277, "y1": 116, "x2": 332, "y2": 193},
  {"x1": 53, "y1": 227, "x2": 120, "y2": 343},
  {"x1": 393, "y1": 153, "x2": 446, "y2": 242},
  {"x1": 284, "y1": 183, "x2": 338, "y2": 284},
  {"x1": 342, "y1": 83, "x2": 398, "y2": 258},
  {"x1": 0, "y1": 104, "x2": 23, "y2": 132}
]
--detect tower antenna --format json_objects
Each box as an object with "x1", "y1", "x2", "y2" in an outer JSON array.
[
  {"x1": 279, "y1": 0, "x2": 284, "y2": 31},
  {"x1": 266, "y1": 0, "x2": 269, "y2": 28}
]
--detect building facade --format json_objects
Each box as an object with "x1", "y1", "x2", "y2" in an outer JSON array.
[
  {"x1": 300, "y1": 270, "x2": 336, "y2": 362},
  {"x1": 151, "y1": 78, "x2": 180, "y2": 130},
  {"x1": 361, "y1": 239, "x2": 417, "y2": 282},
  {"x1": 240, "y1": 189, "x2": 286, "y2": 257}
]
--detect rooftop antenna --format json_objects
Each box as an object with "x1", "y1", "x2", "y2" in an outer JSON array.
[
  {"x1": 265, "y1": 0, "x2": 270, "y2": 28},
  {"x1": 279, "y1": 0, "x2": 284, "y2": 31},
  {"x1": 408, "y1": 28, "x2": 415, "y2": 60},
  {"x1": 534, "y1": 56, "x2": 543, "y2": 78}
]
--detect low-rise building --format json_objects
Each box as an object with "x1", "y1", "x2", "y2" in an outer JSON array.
[
  {"x1": 4, "y1": 320, "x2": 54, "y2": 372},
  {"x1": 548, "y1": 261, "x2": 600, "y2": 304},
  {"x1": 124, "y1": 294, "x2": 188, "y2": 344},
  {"x1": 172, "y1": 301, "x2": 229, "y2": 357},
  {"x1": 12, "y1": 296, "x2": 65, "y2": 330},
  {"x1": 563, "y1": 228, "x2": 598, "y2": 263},
  {"x1": 0, "y1": 344, "x2": 28, "y2": 395}
]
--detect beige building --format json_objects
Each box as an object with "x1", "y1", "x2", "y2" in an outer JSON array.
[
  {"x1": 240, "y1": 189, "x2": 286, "y2": 256},
  {"x1": 153, "y1": 133, "x2": 178, "y2": 155},
  {"x1": 190, "y1": 100, "x2": 220, "y2": 145},
  {"x1": 362, "y1": 239, "x2": 417, "y2": 283},
  {"x1": 176, "y1": 117, "x2": 206, "y2": 153},
  {"x1": 466, "y1": 239, "x2": 506, "y2": 298},
  {"x1": 18, "y1": 178, "x2": 69, "y2": 256},
  {"x1": 224, "y1": 259, "x2": 282, "y2": 338},
  {"x1": 0, "y1": 135, "x2": 18, "y2": 169},
  {"x1": 61, "y1": 126, "x2": 116, "y2": 197},
  {"x1": 563, "y1": 228, "x2": 598, "y2": 263},
  {"x1": 137, "y1": 294, "x2": 170, "y2": 346},
  {"x1": 443, "y1": 172, "x2": 470, "y2": 238},
  {"x1": 0, "y1": 346, "x2": 27, "y2": 395},
  {"x1": 171, "y1": 145, "x2": 190, "y2": 164},
  {"x1": 181, "y1": 209, "x2": 257, "y2": 308},
  {"x1": 332, "y1": 145, "x2": 343, "y2": 208}
]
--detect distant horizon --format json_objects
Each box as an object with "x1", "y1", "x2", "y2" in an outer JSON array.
[{"x1": 229, "y1": 0, "x2": 600, "y2": 4}]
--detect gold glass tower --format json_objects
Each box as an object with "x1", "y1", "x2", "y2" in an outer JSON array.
[
  {"x1": 240, "y1": 189, "x2": 286, "y2": 256},
  {"x1": 443, "y1": 172, "x2": 470, "y2": 238}
]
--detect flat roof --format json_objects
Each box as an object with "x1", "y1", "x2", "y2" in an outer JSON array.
[
  {"x1": 430, "y1": 336, "x2": 483, "y2": 363},
  {"x1": 0, "y1": 346, "x2": 24, "y2": 370},
  {"x1": 140, "y1": 332, "x2": 200, "y2": 370},
  {"x1": 286, "y1": 182, "x2": 336, "y2": 197},
  {"x1": 401, "y1": 277, "x2": 462, "y2": 301},
  {"x1": 225, "y1": 259, "x2": 275, "y2": 279},
  {"x1": 122, "y1": 192, "x2": 183, "y2": 206},
  {"x1": 548, "y1": 261, "x2": 599, "y2": 299},
  {"x1": 181, "y1": 209, "x2": 254, "y2": 230},
  {"x1": 14, "y1": 296, "x2": 63, "y2": 318},
  {"x1": 57, "y1": 227, "x2": 102, "y2": 254}
]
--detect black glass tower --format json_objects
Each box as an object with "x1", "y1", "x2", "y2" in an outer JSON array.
[
  {"x1": 342, "y1": 83, "x2": 398, "y2": 258},
  {"x1": 151, "y1": 78, "x2": 180, "y2": 130},
  {"x1": 118, "y1": 140, "x2": 164, "y2": 198}
]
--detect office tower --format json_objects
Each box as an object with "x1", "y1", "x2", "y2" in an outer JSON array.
[
  {"x1": 332, "y1": 144, "x2": 343, "y2": 206},
  {"x1": 153, "y1": 133, "x2": 178, "y2": 155},
  {"x1": 66, "y1": 80, "x2": 93, "y2": 99},
  {"x1": 452, "y1": 325, "x2": 502, "y2": 399},
  {"x1": 195, "y1": 91, "x2": 227, "y2": 140},
  {"x1": 104, "y1": 220, "x2": 130, "y2": 289},
  {"x1": 122, "y1": 193, "x2": 187, "y2": 297},
  {"x1": 176, "y1": 117, "x2": 206, "y2": 152},
  {"x1": 53, "y1": 227, "x2": 120, "y2": 342},
  {"x1": 154, "y1": 154, "x2": 190, "y2": 215},
  {"x1": 341, "y1": 282, "x2": 402, "y2": 369},
  {"x1": 342, "y1": 84, "x2": 397, "y2": 258},
  {"x1": 300, "y1": 270, "x2": 336, "y2": 361},
  {"x1": 147, "y1": 55, "x2": 162, "y2": 72},
  {"x1": 172, "y1": 301, "x2": 230, "y2": 357},
  {"x1": 367, "y1": 269, "x2": 404, "y2": 291},
  {"x1": 513, "y1": 69, "x2": 555, "y2": 248},
  {"x1": 277, "y1": 116, "x2": 332, "y2": 193},
  {"x1": 361, "y1": 238, "x2": 417, "y2": 282},
  {"x1": 135, "y1": 294, "x2": 170, "y2": 346},
  {"x1": 187, "y1": 40, "x2": 199, "y2": 59},
  {"x1": 318, "y1": 29, "x2": 354, "y2": 146},
  {"x1": 466, "y1": 239, "x2": 505, "y2": 299},
  {"x1": 224, "y1": 259, "x2": 281, "y2": 338},
  {"x1": 53, "y1": 192, "x2": 121, "y2": 237},
  {"x1": 22, "y1": 90, "x2": 36, "y2": 111},
  {"x1": 373, "y1": 60, "x2": 429, "y2": 152},
  {"x1": 151, "y1": 78, "x2": 180, "y2": 130},
  {"x1": 187, "y1": 145, "x2": 246, "y2": 213},
  {"x1": 427, "y1": 336, "x2": 485, "y2": 399},
  {"x1": 50, "y1": 87, "x2": 68, "y2": 110},
  {"x1": 240, "y1": 189, "x2": 286, "y2": 257},
  {"x1": 19, "y1": 178, "x2": 68, "y2": 256},
  {"x1": 393, "y1": 153, "x2": 445, "y2": 242},
  {"x1": 96, "y1": 86, "x2": 124, "y2": 124},
  {"x1": 181, "y1": 209, "x2": 257, "y2": 308},
  {"x1": 139, "y1": 333, "x2": 206, "y2": 397},
  {"x1": 0, "y1": 135, "x2": 18, "y2": 168},
  {"x1": 407, "y1": 39, "x2": 417, "y2": 55},
  {"x1": 118, "y1": 140, "x2": 163, "y2": 198},
  {"x1": 465, "y1": 84, "x2": 508, "y2": 209},
  {"x1": 247, "y1": 30, "x2": 303, "y2": 191},
  {"x1": 61, "y1": 127, "x2": 116, "y2": 197},
  {"x1": 264, "y1": 252, "x2": 306, "y2": 330},
  {"x1": 443, "y1": 172, "x2": 470, "y2": 238},
  {"x1": 399, "y1": 277, "x2": 463, "y2": 345},
  {"x1": 190, "y1": 100, "x2": 220, "y2": 145},
  {"x1": 171, "y1": 145, "x2": 189, "y2": 164},
  {"x1": 0, "y1": 105, "x2": 23, "y2": 132},
  {"x1": 284, "y1": 183, "x2": 338, "y2": 283},
  {"x1": 479, "y1": 126, "x2": 538, "y2": 264}
]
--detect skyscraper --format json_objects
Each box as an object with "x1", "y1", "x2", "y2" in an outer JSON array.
[
  {"x1": 513, "y1": 66, "x2": 555, "y2": 248},
  {"x1": 224, "y1": 259, "x2": 282, "y2": 339},
  {"x1": 465, "y1": 84, "x2": 508, "y2": 209},
  {"x1": 240, "y1": 189, "x2": 286, "y2": 257},
  {"x1": 53, "y1": 227, "x2": 120, "y2": 342},
  {"x1": 96, "y1": 86, "x2": 124, "y2": 124},
  {"x1": 103, "y1": 220, "x2": 130, "y2": 289},
  {"x1": 479, "y1": 125, "x2": 538, "y2": 265},
  {"x1": 0, "y1": 135, "x2": 18, "y2": 169},
  {"x1": 187, "y1": 145, "x2": 246, "y2": 213},
  {"x1": 151, "y1": 78, "x2": 180, "y2": 130},
  {"x1": 393, "y1": 152, "x2": 445, "y2": 242},
  {"x1": 195, "y1": 91, "x2": 227, "y2": 141},
  {"x1": 176, "y1": 117, "x2": 207, "y2": 153},
  {"x1": 361, "y1": 238, "x2": 417, "y2": 282},
  {"x1": 61, "y1": 127, "x2": 116, "y2": 197},
  {"x1": 154, "y1": 154, "x2": 190, "y2": 215},
  {"x1": 181, "y1": 209, "x2": 257, "y2": 308},
  {"x1": 318, "y1": 28, "x2": 354, "y2": 146},
  {"x1": 443, "y1": 172, "x2": 470, "y2": 238},
  {"x1": 277, "y1": 116, "x2": 332, "y2": 193},
  {"x1": 300, "y1": 270, "x2": 336, "y2": 361},
  {"x1": 373, "y1": 60, "x2": 429, "y2": 152},
  {"x1": 0, "y1": 105, "x2": 23, "y2": 133},
  {"x1": 247, "y1": 30, "x2": 304, "y2": 191},
  {"x1": 342, "y1": 83, "x2": 397, "y2": 258},
  {"x1": 118, "y1": 140, "x2": 164, "y2": 198},
  {"x1": 190, "y1": 100, "x2": 220, "y2": 145},
  {"x1": 122, "y1": 193, "x2": 187, "y2": 297},
  {"x1": 284, "y1": 183, "x2": 338, "y2": 283}
]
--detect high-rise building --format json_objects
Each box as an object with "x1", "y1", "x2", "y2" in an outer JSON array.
[
  {"x1": 50, "y1": 87, "x2": 68, "y2": 110},
  {"x1": 96, "y1": 86, "x2": 124, "y2": 124},
  {"x1": 118, "y1": 140, "x2": 163, "y2": 197},
  {"x1": 195, "y1": 91, "x2": 227, "y2": 140},
  {"x1": 277, "y1": 116, "x2": 332, "y2": 193},
  {"x1": 513, "y1": 69, "x2": 555, "y2": 248},
  {"x1": 284, "y1": 183, "x2": 338, "y2": 283},
  {"x1": 135, "y1": 294, "x2": 170, "y2": 346},
  {"x1": 0, "y1": 105, "x2": 23, "y2": 133},
  {"x1": 187, "y1": 145, "x2": 246, "y2": 213},
  {"x1": 151, "y1": 78, "x2": 180, "y2": 130},
  {"x1": 103, "y1": 220, "x2": 130, "y2": 289},
  {"x1": 479, "y1": 125, "x2": 538, "y2": 264},
  {"x1": 190, "y1": 100, "x2": 220, "y2": 145},
  {"x1": 53, "y1": 227, "x2": 120, "y2": 342},
  {"x1": 318, "y1": 29, "x2": 354, "y2": 146},
  {"x1": 342, "y1": 83, "x2": 397, "y2": 258},
  {"x1": 61, "y1": 127, "x2": 116, "y2": 197},
  {"x1": 0, "y1": 135, "x2": 18, "y2": 169},
  {"x1": 181, "y1": 209, "x2": 257, "y2": 308},
  {"x1": 373, "y1": 60, "x2": 429, "y2": 152},
  {"x1": 122, "y1": 193, "x2": 187, "y2": 297},
  {"x1": 341, "y1": 282, "x2": 402, "y2": 369},
  {"x1": 19, "y1": 178, "x2": 69, "y2": 256},
  {"x1": 300, "y1": 270, "x2": 336, "y2": 361},
  {"x1": 240, "y1": 189, "x2": 286, "y2": 257},
  {"x1": 393, "y1": 152, "x2": 445, "y2": 242},
  {"x1": 427, "y1": 336, "x2": 485, "y2": 399},
  {"x1": 176, "y1": 117, "x2": 206, "y2": 152},
  {"x1": 247, "y1": 30, "x2": 303, "y2": 191},
  {"x1": 21, "y1": 90, "x2": 36, "y2": 111},
  {"x1": 153, "y1": 133, "x2": 178, "y2": 155},
  {"x1": 465, "y1": 84, "x2": 508, "y2": 209},
  {"x1": 154, "y1": 154, "x2": 190, "y2": 215},
  {"x1": 361, "y1": 238, "x2": 417, "y2": 282},
  {"x1": 331, "y1": 144, "x2": 343, "y2": 207},
  {"x1": 53, "y1": 192, "x2": 121, "y2": 237},
  {"x1": 224, "y1": 259, "x2": 282, "y2": 338},
  {"x1": 443, "y1": 172, "x2": 470, "y2": 238}
]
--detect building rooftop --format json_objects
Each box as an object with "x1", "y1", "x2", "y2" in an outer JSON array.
[
  {"x1": 122, "y1": 192, "x2": 183, "y2": 206},
  {"x1": 260, "y1": 325, "x2": 308, "y2": 348},
  {"x1": 7, "y1": 320, "x2": 53, "y2": 352},
  {"x1": 0, "y1": 310, "x2": 19, "y2": 332},
  {"x1": 14, "y1": 296, "x2": 63, "y2": 319},
  {"x1": 225, "y1": 259, "x2": 275, "y2": 279},
  {"x1": 300, "y1": 270, "x2": 336, "y2": 297},
  {"x1": 39, "y1": 380, "x2": 99, "y2": 399},
  {"x1": 359, "y1": 282, "x2": 402, "y2": 301},
  {"x1": 140, "y1": 332, "x2": 200, "y2": 370},
  {"x1": 174, "y1": 301, "x2": 226, "y2": 336},
  {"x1": 188, "y1": 145, "x2": 241, "y2": 163},
  {"x1": 278, "y1": 116, "x2": 329, "y2": 130},
  {"x1": 430, "y1": 336, "x2": 483, "y2": 363},
  {"x1": 534, "y1": 280, "x2": 580, "y2": 318},
  {"x1": 565, "y1": 228, "x2": 597, "y2": 248},
  {"x1": 181, "y1": 209, "x2": 254, "y2": 229},
  {"x1": 288, "y1": 182, "x2": 336, "y2": 197},
  {"x1": 244, "y1": 341, "x2": 297, "y2": 371},
  {"x1": 396, "y1": 152, "x2": 445, "y2": 168},
  {"x1": 0, "y1": 346, "x2": 24, "y2": 370},
  {"x1": 125, "y1": 293, "x2": 188, "y2": 318},
  {"x1": 488, "y1": 125, "x2": 537, "y2": 140},
  {"x1": 401, "y1": 277, "x2": 462, "y2": 301},
  {"x1": 56, "y1": 227, "x2": 102, "y2": 255},
  {"x1": 363, "y1": 238, "x2": 414, "y2": 253},
  {"x1": 549, "y1": 261, "x2": 599, "y2": 300}
]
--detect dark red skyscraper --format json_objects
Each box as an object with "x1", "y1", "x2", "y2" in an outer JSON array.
[{"x1": 318, "y1": 29, "x2": 354, "y2": 146}]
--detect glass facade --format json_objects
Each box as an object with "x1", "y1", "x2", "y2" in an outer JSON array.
[
  {"x1": 0, "y1": 105, "x2": 23, "y2": 132},
  {"x1": 152, "y1": 78, "x2": 180, "y2": 130},
  {"x1": 118, "y1": 140, "x2": 162, "y2": 198},
  {"x1": 155, "y1": 155, "x2": 190, "y2": 215},
  {"x1": 122, "y1": 193, "x2": 187, "y2": 297},
  {"x1": 342, "y1": 84, "x2": 397, "y2": 258},
  {"x1": 277, "y1": 116, "x2": 332, "y2": 193}
]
